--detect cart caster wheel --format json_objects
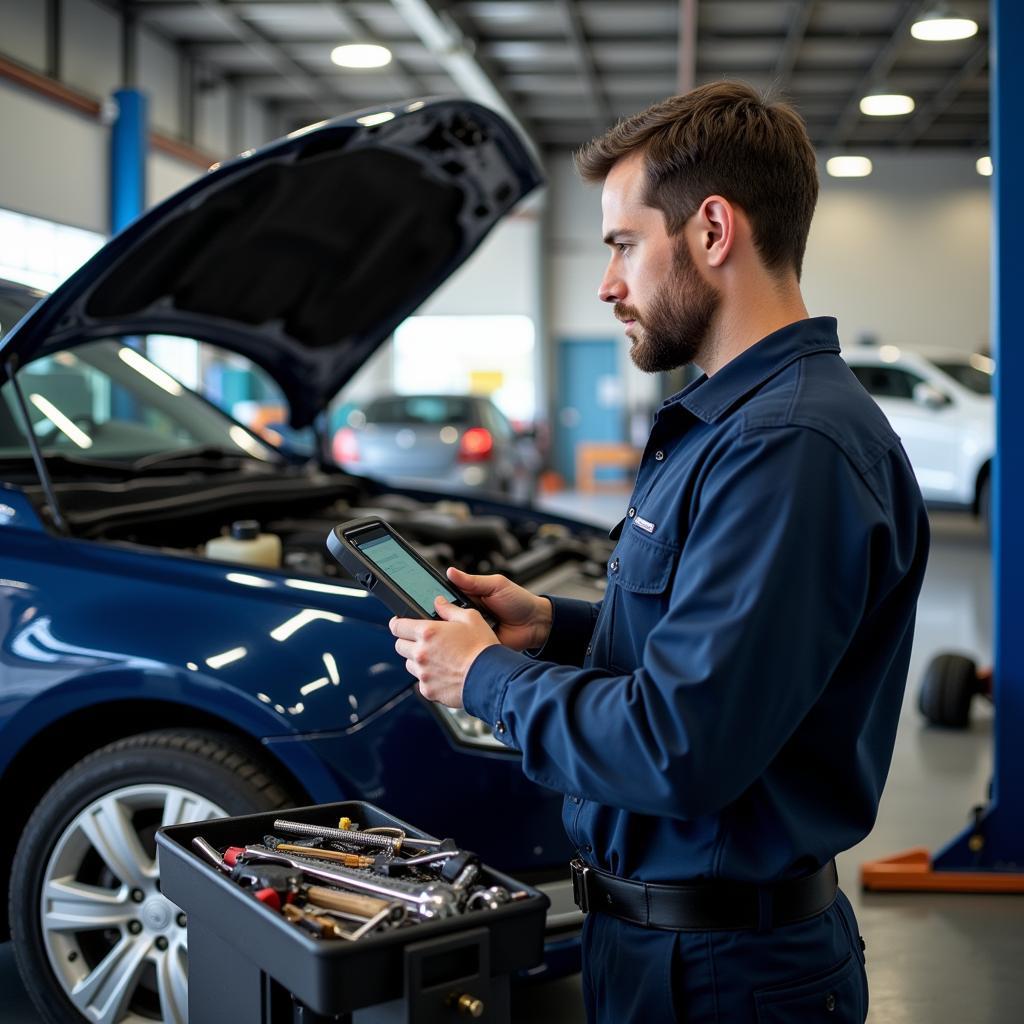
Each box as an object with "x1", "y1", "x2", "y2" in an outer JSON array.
[{"x1": 918, "y1": 653, "x2": 980, "y2": 728}]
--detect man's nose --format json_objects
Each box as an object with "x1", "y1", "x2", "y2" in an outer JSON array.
[{"x1": 598, "y1": 268, "x2": 625, "y2": 304}]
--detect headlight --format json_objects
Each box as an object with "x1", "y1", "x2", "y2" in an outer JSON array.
[{"x1": 433, "y1": 705, "x2": 513, "y2": 752}]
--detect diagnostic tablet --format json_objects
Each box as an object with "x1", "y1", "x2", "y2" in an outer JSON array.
[{"x1": 327, "y1": 517, "x2": 496, "y2": 626}]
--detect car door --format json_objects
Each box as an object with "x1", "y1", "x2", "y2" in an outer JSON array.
[{"x1": 848, "y1": 363, "x2": 964, "y2": 502}]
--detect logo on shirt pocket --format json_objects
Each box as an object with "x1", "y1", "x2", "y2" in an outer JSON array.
[{"x1": 633, "y1": 516, "x2": 656, "y2": 534}]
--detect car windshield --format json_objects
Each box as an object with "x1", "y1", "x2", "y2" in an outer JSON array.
[
  {"x1": 0, "y1": 339, "x2": 282, "y2": 464},
  {"x1": 931, "y1": 359, "x2": 993, "y2": 396},
  {"x1": 364, "y1": 395, "x2": 475, "y2": 425}
]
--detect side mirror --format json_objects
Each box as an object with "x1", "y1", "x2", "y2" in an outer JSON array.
[{"x1": 912, "y1": 382, "x2": 951, "y2": 410}]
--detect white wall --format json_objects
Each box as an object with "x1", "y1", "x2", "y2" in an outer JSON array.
[
  {"x1": 137, "y1": 27, "x2": 181, "y2": 138},
  {"x1": 804, "y1": 154, "x2": 990, "y2": 355},
  {"x1": 195, "y1": 79, "x2": 231, "y2": 158},
  {"x1": 150, "y1": 152, "x2": 202, "y2": 206},
  {"x1": 0, "y1": 83, "x2": 109, "y2": 232},
  {"x1": 61, "y1": 0, "x2": 121, "y2": 102},
  {"x1": 1, "y1": 0, "x2": 47, "y2": 72},
  {"x1": 0, "y1": 82, "x2": 205, "y2": 232}
]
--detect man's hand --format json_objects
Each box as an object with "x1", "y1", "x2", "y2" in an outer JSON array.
[
  {"x1": 445, "y1": 568, "x2": 553, "y2": 652},
  {"x1": 390, "y1": 598, "x2": 499, "y2": 708}
]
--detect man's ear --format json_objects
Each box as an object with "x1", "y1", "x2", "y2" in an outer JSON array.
[{"x1": 696, "y1": 195, "x2": 736, "y2": 269}]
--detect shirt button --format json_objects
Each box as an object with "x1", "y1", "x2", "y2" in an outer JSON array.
[
  {"x1": 570, "y1": 796, "x2": 581, "y2": 804},
  {"x1": 825, "y1": 993, "x2": 837, "y2": 1012},
  {"x1": 654, "y1": 449, "x2": 665, "y2": 461},
  {"x1": 583, "y1": 844, "x2": 593, "y2": 853},
  {"x1": 609, "y1": 558, "x2": 619, "y2": 573},
  {"x1": 627, "y1": 507, "x2": 636, "y2": 518},
  {"x1": 585, "y1": 643, "x2": 592, "y2": 656},
  {"x1": 495, "y1": 720, "x2": 506, "y2": 735}
]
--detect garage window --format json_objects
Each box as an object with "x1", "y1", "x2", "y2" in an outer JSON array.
[{"x1": 0, "y1": 208, "x2": 104, "y2": 292}]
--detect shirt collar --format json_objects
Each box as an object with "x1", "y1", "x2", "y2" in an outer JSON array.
[{"x1": 668, "y1": 317, "x2": 840, "y2": 423}]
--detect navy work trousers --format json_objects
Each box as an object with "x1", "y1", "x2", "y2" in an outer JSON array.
[{"x1": 581, "y1": 889, "x2": 868, "y2": 1023}]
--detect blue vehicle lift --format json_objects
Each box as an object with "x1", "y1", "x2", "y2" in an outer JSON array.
[{"x1": 862, "y1": 0, "x2": 1024, "y2": 893}]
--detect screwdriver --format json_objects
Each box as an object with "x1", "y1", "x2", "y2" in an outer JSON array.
[{"x1": 274, "y1": 844, "x2": 374, "y2": 869}]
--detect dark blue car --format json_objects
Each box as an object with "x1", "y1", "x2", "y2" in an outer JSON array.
[{"x1": 0, "y1": 99, "x2": 611, "y2": 1024}]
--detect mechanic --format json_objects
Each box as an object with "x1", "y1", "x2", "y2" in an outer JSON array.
[{"x1": 390, "y1": 81, "x2": 929, "y2": 1023}]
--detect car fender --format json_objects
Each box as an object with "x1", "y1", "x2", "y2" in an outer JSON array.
[{"x1": 0, "y1": 663, "x2": 292, "y2": 774}]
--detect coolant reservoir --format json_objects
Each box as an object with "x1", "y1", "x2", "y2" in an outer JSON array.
[{"x1": 205, "y1": 520, "x2": 282, "y2": 568}]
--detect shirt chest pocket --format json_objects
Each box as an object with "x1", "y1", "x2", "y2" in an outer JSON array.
[{"x1": 603, "y1": 530, "x2": 680, "y2": 671}]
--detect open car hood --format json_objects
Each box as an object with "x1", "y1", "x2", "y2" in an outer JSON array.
[{"x1": 0, "y1": 99, "x2": 542, "y2": 428}]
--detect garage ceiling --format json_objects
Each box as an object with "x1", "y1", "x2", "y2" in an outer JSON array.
[{"x1": 130, "y1": 0, "x2": 990, "y2": 152}]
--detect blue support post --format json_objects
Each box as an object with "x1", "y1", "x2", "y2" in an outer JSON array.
[
  {"x1": 932, "y1": 0, "x2": 1024, "y2": 874},
  {"x1": 109, "y1": 88, "x2": 148, "y2": 415},
  {"x1": 109, "y1": 88, "x2": 148, "y2": 235},
  {"x1": 861, "y1": 0, "x2": 1024, "y2": 890}
]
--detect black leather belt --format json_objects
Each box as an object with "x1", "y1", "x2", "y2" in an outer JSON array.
[{"x1": 570, "y1": 857, "x2": 838, "y2": 932}]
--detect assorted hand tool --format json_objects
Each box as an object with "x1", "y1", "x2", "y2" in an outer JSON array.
[{"x1": 190, "y1": 815, "x2": 527, "y2": 942}]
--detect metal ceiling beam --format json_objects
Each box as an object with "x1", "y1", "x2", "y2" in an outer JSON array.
[
  {"x1": 678, "y1": 0, "x2": 697, "y2": 93},
  {"x1": 773, "y1": 0, "x2": 816, "y2": 93},
  {"x1": 899, "y1": 39, "x2": 988, "y2": 146},
  {"x1": 388, "y1": 0, "x2": 540, "y2": 156},
  {"x1": 175, "y1": 0, "x2": 346, "y2": 118},
  {"x1": 557, "y1": 0, "x2": 613, "y2": 132},
  {"x1": 827, "y1": 0, "x2": 930, "y2": 148}
]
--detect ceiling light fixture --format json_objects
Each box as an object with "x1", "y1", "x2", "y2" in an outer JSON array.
[
  {"x1": 911, "y1": 9, "x2": 979, "y2": 41},
  {"x1": 860, "y1": 92, "x2": 916, "y2": 116},
  {"x1": 976, "y1": 155, "x2": 993, "y2": 176},
  {"x1": 826, "y1": 156, "x2": 873, "y2": 178},
  {"x1": 331, "y1": 43, "x2": 392, "y2": 69}
]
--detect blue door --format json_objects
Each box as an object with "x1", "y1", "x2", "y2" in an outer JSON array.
[{"x1": 556, "y1": 339, "x2": 624, "y2": 485}]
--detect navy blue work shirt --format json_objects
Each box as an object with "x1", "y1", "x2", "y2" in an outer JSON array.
[{"x1": 464, "y1": 317, "x2": 930, "y2": 883}]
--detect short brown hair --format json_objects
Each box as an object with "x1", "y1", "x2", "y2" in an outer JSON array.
[{"x1": 576, "y1": 81, "x2": 818, "y2": 279}]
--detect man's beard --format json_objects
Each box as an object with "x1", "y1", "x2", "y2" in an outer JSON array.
[{"x1": 616, "y1": 238, "x2": 720, "y2": 373}]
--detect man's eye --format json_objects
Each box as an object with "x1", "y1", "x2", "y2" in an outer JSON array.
[{"x1": 617, "y1": 243, "x2": 631, "y2": 254}]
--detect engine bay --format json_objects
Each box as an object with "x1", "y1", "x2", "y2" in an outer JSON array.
[{"x1": 29, "y1": 461, "x2": 614, "y2": 602}]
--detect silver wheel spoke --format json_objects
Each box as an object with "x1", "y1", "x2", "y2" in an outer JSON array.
[
  {"x1": 155, "y1": 940, "x2": 189, "y2": 1024},
  {"x1": 42, "y1": 782, "x2": 231, "y2": 1022},
  {"x1": 161, "y1": 789, "x2": 224, "y2": 829},
  {"x1": 78, "y1": 795, "x2": 155, "y2": 890},
  {"x1": 42, "y1": 877, "x2": 132, "y2": 932},
  {"x1": 69, "y1": 933, "x2": 151, "y2": 1024}
]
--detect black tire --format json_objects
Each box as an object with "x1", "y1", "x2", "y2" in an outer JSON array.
[
  {"x1": 918, "y1": 654, "x2": 979, "y2": 728},
  {"x1": 9, "y1": 729, "x2": 295, "y2": 1024}
]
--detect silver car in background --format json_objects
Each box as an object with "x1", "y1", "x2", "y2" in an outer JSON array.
[{"x1": 332, "y1": 393, "x2": 540, "y2": 502}]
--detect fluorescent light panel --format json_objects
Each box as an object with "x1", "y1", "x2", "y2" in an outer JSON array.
[
  {"x1": 331, "y1": 44, "x2": 392, "y2": 68},
  {"x1": 826, "y1": 156, "x2": 873, "y2": 178},
  {"x1": 860, "y1": 94, "x2": 915, "y2": 116},
  {"x1": 911, "y1": 15, "x2": 978, "y2": 41}
]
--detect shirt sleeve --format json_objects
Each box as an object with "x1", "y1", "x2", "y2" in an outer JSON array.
[{"x1": 462, "y1": 425, "x2": 887, "y2": 816}]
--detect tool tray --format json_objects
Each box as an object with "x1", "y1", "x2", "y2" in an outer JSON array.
[{"x1": 156, "y1": 800, "x2": 549, "y2": 1021}]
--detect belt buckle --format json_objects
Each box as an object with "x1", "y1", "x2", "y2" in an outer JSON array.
[{"x1": 570, "y1": 857, "x2": 590, "y2": 914}]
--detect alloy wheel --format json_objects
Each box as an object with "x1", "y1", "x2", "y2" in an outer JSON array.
[{"x1": 39, "y1": 783, "x2": 227, "y2": 1024}]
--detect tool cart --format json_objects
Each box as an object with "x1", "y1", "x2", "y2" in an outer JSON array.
[{"x1": 156, "y1": 801, "x2": 549, "y2": 1023}]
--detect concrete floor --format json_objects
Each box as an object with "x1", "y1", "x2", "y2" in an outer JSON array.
[{"x1": 2, "y1": 503, "x2": 1019, "y2": 1023}]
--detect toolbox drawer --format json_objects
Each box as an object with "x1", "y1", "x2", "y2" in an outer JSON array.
[{"x1": 156, "y1": 800, "x2": 549, "y2": 1021}]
